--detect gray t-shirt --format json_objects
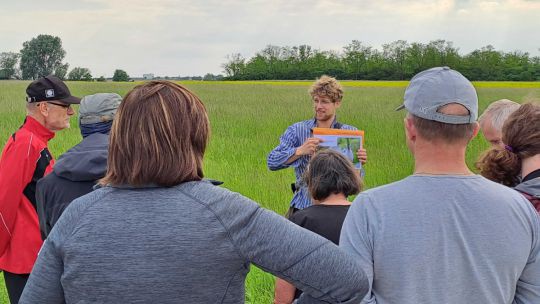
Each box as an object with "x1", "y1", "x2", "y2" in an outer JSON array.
[
  {"x1": 20, "y1": 181, "x2": 368, "y2": 303},
  {"x1": 340, "y1": 174, "x2": 540, "y2": 304}
]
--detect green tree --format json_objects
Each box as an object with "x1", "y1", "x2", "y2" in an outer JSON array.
[
  {"x1": 54, "y1": 63, "x2": 69, "y2": 80},
  {"x1": 0, "y1": 52, "x2": 20, "y2": 79},
  {"x1": 462, "y1": 45, "x2": 503, "y2": 80},
  {"x1": 423, "y1": 40, "x2": 460, "y2": 69},
  {"x1": 502, "y1": 51, "x2": 531, "y2": 81},
  {"x1": 280, "y1": 45, "x2": 311, "y2": 79},
  {"x1": 343, "y1": 40, "x2": 371, "y2": 80},
  {"x1": 203, "y1": 73, "x2": 216, "y2": 81},
  {"x1": 531, "y1": 54, "x2": 540, "y2": 80},
  {"x1": 259, "y1": 45, "x2": 284, "y2": 79},
  {"x1": 96, "y1": 76, "x2": 107, "y2": 82},
  {"x1": 112, "y1": 69, "x2": 130, "y2": 82},
  {"x1": 244, "y1": 55, "x2": 268, "y2": 80},
  {"x1": 404, "y1": 42, "x2": 427, "y2": 75},
  {"x1": 222, "y1": 53, "x2": 245, "y2": 79},
  {"x1": 223, "y1": 41, "x2": 536, "y2": 81},
  {"x1": 19, "y1": 34, "x2": 68, "y2": 80},
  {"x1": 68, "y1": 67, "x2": 93, "y2": 81},
  {"x1": 382, "y1": 40, "x2": 410, "y2": 80}
]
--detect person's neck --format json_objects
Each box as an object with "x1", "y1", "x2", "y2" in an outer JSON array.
[
  {"x1": 318, "y1": 193, "x2": 351, "y2": 206},
  {"x1": 413, "y1": 140, "x2": 473, "y2": 176},
  {"x1": 27, "y1": 112, "x2": 46, "y2": 127},
  {"x1": 316, "y1": 116, "x2": 335, "y2": 128},
  {"x1": 521, "y1": 154, "x2": 540, "y2": 179}
]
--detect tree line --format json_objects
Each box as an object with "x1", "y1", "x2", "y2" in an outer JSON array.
[
  {"x1": 3, "y1": 36, "x2": 539, "y2": 82},
  {"x1": 0, "y1": 34, "x2": 130, "y2": 81},
  {"x1": 222, "y1": 40, "x2": 540, "y2": 81}
]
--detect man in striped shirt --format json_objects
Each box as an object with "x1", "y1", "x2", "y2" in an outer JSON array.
[{"x1": 267, "y1": 75, "x2": 367, "y2": 216}]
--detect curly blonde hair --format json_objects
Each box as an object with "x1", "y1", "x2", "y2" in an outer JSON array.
[{"x1": 309, "y1": 75, "x2": 343, "y2": 103}]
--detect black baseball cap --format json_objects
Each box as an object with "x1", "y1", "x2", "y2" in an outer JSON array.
[{"x1": 26, "y1": 75, "x2": 81, "y2": 104}]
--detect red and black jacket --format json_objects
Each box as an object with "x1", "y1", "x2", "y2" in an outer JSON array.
[{"x1": 0, "y1": 116, "x2": 55, "y2": 274}]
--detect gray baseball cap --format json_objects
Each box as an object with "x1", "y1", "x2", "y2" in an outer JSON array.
[
  {"x1": 79, "y1": 93, "x2": 122, "y2": 125},
  {"x1": 396, "y1": 66, "x2": 478, "y2": 124}
]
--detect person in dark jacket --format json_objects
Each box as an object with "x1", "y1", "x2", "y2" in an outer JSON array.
[
  {"x1": 36, "y1": 93, "x2": 122, "y2": 238},
  {"x1": 477, "y1": 103, "x2": 540, "y2": 212}
]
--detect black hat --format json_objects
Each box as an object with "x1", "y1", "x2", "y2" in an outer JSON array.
[{"x1": 26, "y1": 75, "x2": 81, "y2": 104}]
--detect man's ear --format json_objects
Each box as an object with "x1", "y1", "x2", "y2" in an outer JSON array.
[
  {"x1": 470, "y1": 121, "x2": 480, "y2": 141},
  {"x1": 37, "y1": 102, "x2": 49, "y2": 117},
  {"x1": 404, "y1": 116, "x2": 416, "y2": 141},
  {"x1": 334, "y1": 100, "x2": 341, "y2": 109}
]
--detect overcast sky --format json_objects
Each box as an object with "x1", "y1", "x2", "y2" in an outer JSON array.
[{"x1": 1, "y1": 0, "x2": 539, "y2": 77}]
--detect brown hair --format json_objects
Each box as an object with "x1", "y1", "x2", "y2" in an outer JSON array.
[
  {"x1": 477, "y1": 103, "x2": 540, "y2": 186},
  {"x1": 304, "y1": 149, "x2": 362, "y2": 201},
  {"x1": 309, "y1": 75, "x2": 343, "y2": 103},
  {"x1": 410, "y1": 115, "x2": 476, "y2": 143},
  {"x1": 100, "y1": 81, "x2": 210, "y2": 187}
]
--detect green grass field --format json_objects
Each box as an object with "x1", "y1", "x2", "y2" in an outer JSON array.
[{"x1": 1, "y1": 80, "x2": 539, "y2": 303}]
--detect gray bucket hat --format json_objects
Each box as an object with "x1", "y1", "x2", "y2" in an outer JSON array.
[
  {"x1": 79, "y1": 93, "x2": 122, "y2": 125},
  {"x1": 396, "y1": 66, "x2": 478, "y2": 124}
]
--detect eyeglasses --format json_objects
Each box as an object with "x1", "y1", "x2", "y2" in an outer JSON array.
[{"x1": 46, "y1": 102, "x2": 72, "y2": 109}]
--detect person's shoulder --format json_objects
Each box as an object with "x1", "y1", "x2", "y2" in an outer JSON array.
[
  {"x1": 349, "y1": 177, "x2": 416, "y2": 215},
  {"x1": 473, "y1": 175, "x2": 527, "y2": 198},
  {"x1": 360, "y1": 177, "x2": 410, "y2": 197},
  {"x1": 290, "y1": 205, "x2": 331, "y2": 227},
  {"x1": 477, "y1": 176, "x2": 538, "y2": 209},
  {"x1": 290, "y1": 119, "x2": 314, "y2": 129},
  {"x1": 175, "y1": 181, "x2": 266, "y2": 235},
  {"x1": 375, "y1": 174, "x2": 516, "y2": 200},
  {"x1": 6, "y1": 127, "x2": 32, "y2": 146},
  {"x1": 86, "y1": 133, "x2": 110, "y2": 146},
  {"x1": 340, "y1": 123, "x2": 358, "y2": 131},
  {"x1": 178, "y1": 180, "x2": 228, "y2": 198},
  {"x1": 50, "y1": 186, "x2": 115, "y2": 240},
  {"x1": 482, "y1": 178, "x2": 540, "y2": 231},
  {"x1": 293, "y1": 205, "x2": 349, "y2": 221},
  {"x1": 37, "y1": 171, "x2": 60, "y2": 189},
  {"x1": 67, "y1": 186, "x2": 115, "y2": 211},
  {"x1": 1, "y1": 127, "x2": 43, "y2": 159},
  {"x1": 290, "y1": 206, "x2": 315, "y2": 223},
  {"x1": 177, "y1": 180, "x2": 260, "y2": 210}
]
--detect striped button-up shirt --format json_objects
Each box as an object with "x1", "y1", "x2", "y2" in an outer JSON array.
[{"x1": 267, "y1": 118, "x2": 357, "y2": 209}]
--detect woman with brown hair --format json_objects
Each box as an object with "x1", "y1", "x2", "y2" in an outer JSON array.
[
  {"x1": 20, "y1": 81, "x2": 367, "y2": 303},
  {"x1": 477, "y1": 103, "x2": 540, "y2": 212}
]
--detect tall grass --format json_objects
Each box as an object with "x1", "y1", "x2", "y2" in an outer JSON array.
[{"x1": 0, "y1": 80, "x2": 539, "y2": 303}]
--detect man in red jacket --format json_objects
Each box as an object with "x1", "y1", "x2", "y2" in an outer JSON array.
[{"x1": 0, "y1": 75, "x2": 80, "y2": 303}]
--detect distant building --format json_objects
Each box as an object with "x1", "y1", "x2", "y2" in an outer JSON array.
[{"x1": 143, "y1": 73, "x2": 154, "y2": 80}]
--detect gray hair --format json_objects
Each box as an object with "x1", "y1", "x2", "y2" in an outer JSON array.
[
  {"x1": 479, "y1": 99, "x2": 520, "y2": 131},
  {"x1": 25, "y1": 102, "x2": 42, "y2": 115}
]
